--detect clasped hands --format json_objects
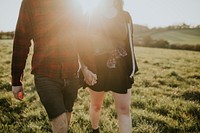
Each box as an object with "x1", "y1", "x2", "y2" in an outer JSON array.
[{"x1": 82, "y1": 68, "x2": 97, "y2": 86}]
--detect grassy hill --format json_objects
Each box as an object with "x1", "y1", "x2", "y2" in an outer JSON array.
[
  {"x1": 134, "y1": 25, "x2": 200, "y2": 45},
  {"x1": 0, "y1": 40, "x2": 200, "y2": 132},
  {"x1": 150, "y1": 29, "x2": 200, "y2": 45}
]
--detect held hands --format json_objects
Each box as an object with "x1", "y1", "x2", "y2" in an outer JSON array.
[
  {"x1": 82, "y1": 68, "x2": 97, "y2": 86},
  {"x1": 12, "y1": 86, "x2": 24, "y2": 100}
]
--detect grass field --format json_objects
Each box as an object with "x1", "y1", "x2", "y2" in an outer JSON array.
[
  {"x1": 137, "y1": 28, "x2": 200, "y2": 45},
  {"x1": 0, "y1": 40, "x2": 200, "y2": 133}
]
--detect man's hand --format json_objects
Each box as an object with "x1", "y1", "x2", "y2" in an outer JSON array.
[
  {"x1": 82, "y1": 68, "x2": 97, "y2": 86},
  {"x1": 12, "y1": 86, "x2": 24, "y2": 100}
]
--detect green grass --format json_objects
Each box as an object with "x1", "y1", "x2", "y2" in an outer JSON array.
[{"x1": 0, "y1": 40, "x2": 200, "y2": 132}]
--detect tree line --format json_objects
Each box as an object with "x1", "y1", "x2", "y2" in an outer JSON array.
[
  {"x1": 0, "y1": 31, "x2": 14, "y2": 39},
  {"x1": 134, "y1": 36, "x2": 200, "y2": 52},
  {"x1": 1, "y1": 23, "x2": 200, "y2": 51}
]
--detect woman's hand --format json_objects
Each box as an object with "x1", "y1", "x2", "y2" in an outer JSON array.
[{"x1": 82, "y1": 68, "x2": 97, "y2": 86}]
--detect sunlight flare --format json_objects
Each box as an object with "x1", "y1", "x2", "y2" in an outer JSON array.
[{"x1": 78, "y1": 0, "x2": 101, "y2": 14}]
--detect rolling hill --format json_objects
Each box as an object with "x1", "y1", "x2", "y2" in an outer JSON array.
[{"x1": 134, "y1": 25, "x2": 200, "y2": 45}]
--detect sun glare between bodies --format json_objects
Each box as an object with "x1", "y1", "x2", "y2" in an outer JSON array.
[{"x1": 78, "y1": 0, "x2": 101, "y2": 14}]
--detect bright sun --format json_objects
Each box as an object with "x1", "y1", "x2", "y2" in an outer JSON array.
[{"x1": 78, "y1": 0, "x2": 101, "y2": 14}]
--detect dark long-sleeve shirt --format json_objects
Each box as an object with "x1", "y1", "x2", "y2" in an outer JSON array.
[
  {"x1": 82, "y1": 9, "x2": 138, "y2": 75},
  {"x1": 12, "y1": 0, "x2": 95, "y2": 86}
]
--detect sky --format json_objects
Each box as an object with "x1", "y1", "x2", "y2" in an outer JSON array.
[{"x1": 0, "y1": 0, "x2": 200, "y2": 31}]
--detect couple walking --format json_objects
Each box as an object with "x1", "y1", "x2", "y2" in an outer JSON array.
[{"x1": 11, "y1": 0, "x2": 138, "y2": 132}]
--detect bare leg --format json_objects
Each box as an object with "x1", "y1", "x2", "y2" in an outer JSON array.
[
  {"x1": 88, "y1": 88, "x2": 105, "y2": 129},
  {"x1": 112, "y1": 89, "x2": 132, "y2": 133},
  {"x1": 50, "y1": 112, "x2": 68, "y2": 133},
  {"x1": 66, "y1": 112, "x2": 71, "y2": 126}
]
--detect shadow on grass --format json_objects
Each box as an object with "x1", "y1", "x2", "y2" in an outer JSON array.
[
  {"x1": 187, "y1": 74, "x2": 200, "y2": 79},
  {"x1": 132, "y1": 114, "x2": 180, "y2": 133},
  {"x1": 151, "y1": 108, "x2": 169, "y2": 116},
  {"x1": 132, "y1": 101, "x2": 146, "y2": 109},
  {"x1": 0, "y1": 82, "x2": 12, "y2": 91},
  {"x1": 181, "y1": 91, "x2": 200, "y2": 103}
]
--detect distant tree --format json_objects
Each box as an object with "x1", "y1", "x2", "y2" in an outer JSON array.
[
  {"x1": 196, "y1": 25, "x2": 200, "y2": 29},
  {"x1": 0, "y1": 32, "x2": 2, "y2": 39},
  {"x1": 167, "y1": 26, "x2": 174, "y2": 30},
  {"x1": 0, "y1": 31, "x2": 14, "y2": 39},
  {"x1": 195, "y1": 44, "x2": 200, "y2": 51},
  {"x1": 154, "y1": 39, "x2": 169, "y2": 48},
  {"x1": 181, "y1": 23, "x2": 190, "y2": 29}
]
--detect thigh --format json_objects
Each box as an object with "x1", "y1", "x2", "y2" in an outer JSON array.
[
  {"x1": 88, "y1": 88, "x2": 105, "y2": 106},
  {"x1": 112, "y1": 89, "x2": 131, "y2": 112},
  {"x1": 63, "y1": 78, "x2": 80, "y2": 112},
  {"x1": 34, "y1": 75, "x2": 65, "y2": 120}
]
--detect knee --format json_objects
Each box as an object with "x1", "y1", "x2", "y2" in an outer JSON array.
[
  {"x1": 116, "y1": 105, "x2": 130, "y2": 116},
  {"x1": 50, "y1": 113, "x2": 68, "y2": 133},
  {"x1": 91, "y1": 104, "x2": 102, "y2": 112}
]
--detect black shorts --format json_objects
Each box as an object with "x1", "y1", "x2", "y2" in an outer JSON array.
[
  {"x1": 34, "y1": 75, "x2": 80, "y2": 120},
  {"x1": 85, "y1": 54, "x2": 133, "y2": 94}
]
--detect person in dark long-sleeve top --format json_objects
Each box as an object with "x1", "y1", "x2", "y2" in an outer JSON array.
[{"x1": 80, "y1": 0, "x2": 138, "y2": 132}]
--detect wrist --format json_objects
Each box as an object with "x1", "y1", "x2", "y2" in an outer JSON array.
[
  {"x1": 12, "y1": 86, "x2": 23, "y2": 93},
  {"x1": 81, "y1": 65, "x2": 88, "y2": 72}
]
